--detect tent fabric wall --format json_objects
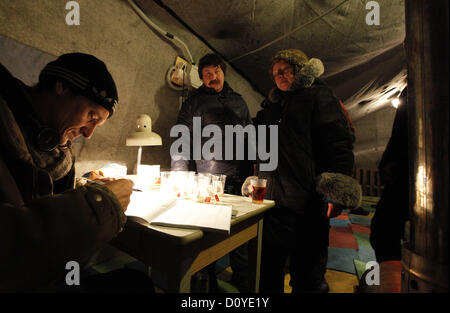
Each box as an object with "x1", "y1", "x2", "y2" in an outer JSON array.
[{"x1": 0, "y1": 0, "x2": 265, "y2": 176}]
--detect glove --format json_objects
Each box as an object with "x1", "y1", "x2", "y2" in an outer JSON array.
[{"x1": 241, "y1": 176, "x2": 258, "y2": 197}]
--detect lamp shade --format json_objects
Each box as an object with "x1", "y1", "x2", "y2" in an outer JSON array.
[{"x1": 126, "y1": 114, "x2": 162, "y2": 146}]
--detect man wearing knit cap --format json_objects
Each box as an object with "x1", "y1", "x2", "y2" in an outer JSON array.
[
  {"x1": 251, "y1": 49, "x2": 361, "y2": 293},
  {"x1": 0, "y1": 53, "x2": 153, "y2": 292}
]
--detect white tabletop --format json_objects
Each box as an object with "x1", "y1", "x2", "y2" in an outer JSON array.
[{"x1": 125, "y1": 189, "x2": 274, "y2": 238}]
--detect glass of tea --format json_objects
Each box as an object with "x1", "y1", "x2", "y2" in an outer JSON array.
[{"x1": 251, "y1": 178, "x2": 267, "y2": 204}]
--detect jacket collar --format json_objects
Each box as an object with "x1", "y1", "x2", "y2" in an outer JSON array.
[
  {"x1": 0, "y1": 64, "x2": 34, "y2": 164},
  {"x1": 0, "y1": 64, "x2": 73, "y2": 181},
  {"x1": 267, "y1": 79, "x2": 326, "y2": 104}
]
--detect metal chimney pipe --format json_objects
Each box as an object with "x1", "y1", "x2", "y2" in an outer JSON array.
[{"x1": 403, "y1": 0, "x2": 449, "y2": 292}]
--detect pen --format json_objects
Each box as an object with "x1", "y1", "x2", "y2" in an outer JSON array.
[{"x1": 85, "y1": 179, "x2": 143, "y2": 192}]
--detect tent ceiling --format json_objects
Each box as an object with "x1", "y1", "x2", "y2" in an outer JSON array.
[{"x1": 140, "y1": 0, "x2": 406, "y2": 120}]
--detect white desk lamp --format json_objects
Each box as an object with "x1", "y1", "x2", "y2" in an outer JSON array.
[{"x1": 126, "y1": 114, "x2": 162, "y2": 173}]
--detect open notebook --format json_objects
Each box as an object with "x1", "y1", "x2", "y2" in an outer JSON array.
[{"x1": 125, "y1": 191, "x2": 232, "y2": 233}]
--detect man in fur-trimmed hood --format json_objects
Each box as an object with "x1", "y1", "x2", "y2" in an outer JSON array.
[{"x1": 251, "y1": 49, "x2": 361, "y2": 293}]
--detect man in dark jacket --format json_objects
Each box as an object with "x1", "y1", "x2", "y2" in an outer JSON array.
[
  {"x1": 171, "y1": 53, "x2": 252, "y2": 292},
  {"x1": 254, "y1": 49, "x2": 361, "y2": 293},
  {"x1": 171, "y1": 53, "x2": 253, "y2": 185},
  {"x1": 0, "y1": 53, "x2": 151, "y2": 292}
]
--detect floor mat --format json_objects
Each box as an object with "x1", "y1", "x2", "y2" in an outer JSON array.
[
  {"x1": 353, "y1": 231, "x2": 372, "y2": 248},
  {"x1": 325, "y1": 269, "x2": 359, "y2": 293},
  {"x1": 360, "y1": 204, "x2": 377, "y2": 213},
  {"x1": 356, "y1": 246, "x2": 377, "y2": 262},
  {"x1": 335, "y1": 213, "x2": 350, "y2": 220},
  {"x1": 348, "y1": 214, "x2": 372, "y2": 226},
  {"x1": 330, "y1": 218, "x2": 350, "y2": 227},
  {"x1": 327, "y1": 247, "x2": 358, "y2": 274},
  {"x1": 329, "y1": 226, "x2": 359, "y2": 249},
  {"x1": 349, "y1": 223, "x2": 371, "y2": 234},
  {"x1": 326, "y1": 196, "x2": 379, "y2": 282},
  {"x1": 353, "y1": 259, "x2": 368, "y2": 281}
]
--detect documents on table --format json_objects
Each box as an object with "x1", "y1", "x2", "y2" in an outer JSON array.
[
  {"x1": 125, "y1": 190, "x2": 274, "y2": 233},
  {"x1": 125, "y1": 191, "x2": 232, "y2": 233}
]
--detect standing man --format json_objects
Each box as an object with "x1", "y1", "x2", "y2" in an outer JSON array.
[
  {"x1": 171, "y1": 53, "x2": 252, "y2": 292},
  {"x1": 0, "y1": 53, "x2": 152, "y2": 292}
]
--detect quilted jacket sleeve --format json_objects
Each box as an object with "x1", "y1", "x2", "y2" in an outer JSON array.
[
  {"x1": 311, "y1": 85, "x2": 355, "y2": 176},
  {"x1": 0, "y1": 184, "x2": 126, "y2": 292},
  {"x1": 311, "y1": 85, "x2": 361, "y2": 208}
]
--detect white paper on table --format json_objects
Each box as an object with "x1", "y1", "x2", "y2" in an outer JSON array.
[
  {"x1": 125, "y1": 190, "x2": 177, "y2": 222},
  {"x1": 151, "y1": 200, "x2": 231, "y2": 233},
  {"x1": 125, "y1": 191, "x2": 232, "y2": 233}
]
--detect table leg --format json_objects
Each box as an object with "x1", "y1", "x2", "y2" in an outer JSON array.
[
  {"x1": 248, "y1": 218, "x2": 264, "y2": 293},
  {"x1": 166, "y1": 258, "x2": 193, "y2": 293}
]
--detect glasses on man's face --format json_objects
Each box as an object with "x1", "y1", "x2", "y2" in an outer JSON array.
[{"x1": 273, "y1": 67, "x2": 294, "y2": 79}]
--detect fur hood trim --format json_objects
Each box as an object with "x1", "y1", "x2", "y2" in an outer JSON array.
[{"x1": 316, "y1": 172, "x2": 362, "y2": 209}]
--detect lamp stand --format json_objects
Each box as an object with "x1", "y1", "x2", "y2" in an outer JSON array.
[{"x1": 136, "y1": 146, "x2": 142, "y2": 174}]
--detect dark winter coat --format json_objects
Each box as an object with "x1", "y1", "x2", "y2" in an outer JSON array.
[
  {"x1": 369, "y1": 87, "x2": 409, "y2": 262},
  {"x1": 255, "y1": 79, "x2": 360, "y2": 215},
  {"x1": 0, "y1": 63, "x2": 126, "y2": 292},
  {"x1": 171, "y1": 82, "x2": 252, "y2": 179}
]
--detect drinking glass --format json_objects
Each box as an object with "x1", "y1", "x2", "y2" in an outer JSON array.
[{"x1": 251, "y1": 178, "x2": 267, "y2": 204}]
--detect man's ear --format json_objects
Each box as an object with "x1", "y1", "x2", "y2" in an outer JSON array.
[{"x1": 55, "y1": 81, "x2": 70, "y2": 96}]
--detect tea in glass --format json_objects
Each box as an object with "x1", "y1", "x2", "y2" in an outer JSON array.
[{"x1": 251, "y1": 178, "x2": 267, "y2": 204}]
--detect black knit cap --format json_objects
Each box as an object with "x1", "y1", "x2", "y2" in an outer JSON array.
[{"x1": 39, "y1": 53, "x2": 118, "y2": 118}]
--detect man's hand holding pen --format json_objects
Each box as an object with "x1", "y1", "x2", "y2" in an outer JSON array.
[{"x1": 85, "y1": 170, "x2": 139, "y2": 212}]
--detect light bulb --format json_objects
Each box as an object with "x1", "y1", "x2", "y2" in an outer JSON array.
[{"x1": 391, "y1": 98, "x2": 400, "y2": 108}]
